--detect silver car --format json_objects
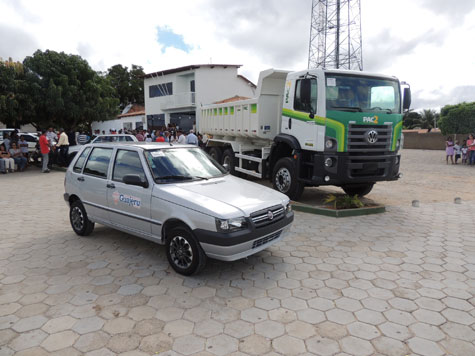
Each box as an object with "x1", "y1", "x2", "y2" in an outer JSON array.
[{"x1": 64, "y1": 142, "x2": 294, "y2": 275}]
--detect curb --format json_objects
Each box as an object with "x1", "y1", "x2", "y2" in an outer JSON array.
[{"x1": 291, "y1": 202, "x2": 386, "y2": 217}]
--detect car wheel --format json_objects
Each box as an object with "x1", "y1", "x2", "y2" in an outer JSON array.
[
  {"x1": 342, "y1": 183, "x2": 374, "y2": 197},
  {"x1": 70, "y1": 200, "x2": 95, "y2": 236},
  {"x1": 208, "y1": 147, "x2": 222, "y2": 164},
  {"x1": 272, "y1": 157, "x2": 304, "y2": 201},
  {"x1": 166, "y1": 227, "x2": 206, "y2": 275}
]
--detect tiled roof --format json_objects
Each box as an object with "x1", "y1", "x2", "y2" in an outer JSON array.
[{"x1": 213, "y1": 95, "x2": 251, "y2": 104}]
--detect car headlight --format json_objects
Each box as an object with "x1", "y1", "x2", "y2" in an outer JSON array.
[
  {"x1": 216, "y1": 217, "x2": 248, "y2": 232},
  {"x1": 286, "y1": 203, "x2": 292, "y2": 213}
]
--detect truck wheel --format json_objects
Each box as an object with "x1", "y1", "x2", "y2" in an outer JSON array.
[
  {"x1": 272, "y1": 157, "x2": 304, "y2": 200},
  {"x1": 70, "y1": 200, "x2": 95, "y2": 236},
  {"x1": 222, "y1": 149, "x2": 236, "y2": 174},
  {"x1": 166, "y1": 227, "x2": 207, "y2": 276},
  {"x1": 342, "y1": 183, "x2": 374, "y2": 197},
  {"x1": 209, "y1": 147, "x2": 222, "y2": 164}
]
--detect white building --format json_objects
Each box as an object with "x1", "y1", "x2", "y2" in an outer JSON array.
[
  {"x1": 91, "y1": 104, "x2": 145, "y2": 134},
  {"x1": 144, "y1": 64, "x2": 256, "y2": 132}
]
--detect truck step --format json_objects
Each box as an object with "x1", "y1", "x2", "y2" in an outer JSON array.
[{"x1": 235, "y1": 167, "x2": 262, "y2": 178}]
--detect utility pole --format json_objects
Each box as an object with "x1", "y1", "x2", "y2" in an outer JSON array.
[{"x1": 308, "y1": 0, "x2": 363, "y2": 71}]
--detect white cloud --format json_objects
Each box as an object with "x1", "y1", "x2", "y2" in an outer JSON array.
[{"x1": 0, "y1": 0, "x2": 474, "y2": 110}]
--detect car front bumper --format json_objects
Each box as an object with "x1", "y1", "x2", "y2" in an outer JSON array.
[{"x1": 193, "y1": 212, "x2": 293, "y2": 261}]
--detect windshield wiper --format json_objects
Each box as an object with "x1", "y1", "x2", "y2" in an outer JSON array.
[
  {"x1": 330, "y1": 106, "x2": 363, "y2": 112},
  {"x1": 193, "y1": 176, "x2": 209, "y2": 180},
  {"x1": 157, "y1": 175, "x2": 194, "y2": 181}
]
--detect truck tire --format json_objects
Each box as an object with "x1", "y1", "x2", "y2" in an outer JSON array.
[
  {"x1": 272, "y1": 157, "x2": 304, "y2": 200},
  {"x1": 342, "y1": 183, "x2": 374, "y2": 197},
  {"x1": 166, "y1": 227, "x2": 207, "y2": 276},
  {"x1": 70, "y1": 200, "x2": 95, "y2": 236},
  {"x1": 222, "y1": 149, "x2": 236, "y2": 174},
  {"x1": 208, "y1": 147, "x2": 222, "y2": 164}
]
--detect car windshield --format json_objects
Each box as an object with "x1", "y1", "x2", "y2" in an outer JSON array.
[
  {"x1": 144, "y1": 147, "x2": 227, "y2": 182},
  {"x1": 325, "y1": 74, "x2": 401, "y2": 114}
]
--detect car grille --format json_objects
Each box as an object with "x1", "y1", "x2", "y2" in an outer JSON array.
[
  {"x1": 252, "y1": 230, "x2": 282, "y2": 249},
  {"x1": 347, "y1": 124, "x2": 392, "y2": 154},
  {"x1": 250, "y1": 205, "x2": 285, "y2": 228}
]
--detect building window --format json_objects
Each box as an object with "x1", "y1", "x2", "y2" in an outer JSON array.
[
  {"x1": 190, "y1": 80, "x2": 195, "y2": 93},
  {"x1": 149, "y1": 82, "x2": 173, "y2": 98}
]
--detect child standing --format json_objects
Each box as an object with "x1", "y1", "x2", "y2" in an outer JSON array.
[
  {"x1": 445, "y1": 136, "x2": 454, "y2": 164},
  {"x1": 462, "y1": 141, "x2": 468, "y2": 165},
  {"x1": 454, "y1": 140, "x2": 461, "y2": 164}
]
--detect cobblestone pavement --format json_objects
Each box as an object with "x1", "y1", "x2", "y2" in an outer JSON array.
[{"x1": 1, "y1": 152, "x2": 475, "y2": 355}]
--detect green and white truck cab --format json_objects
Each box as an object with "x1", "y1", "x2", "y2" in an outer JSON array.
[{"x1": 200, "y1": 68, "x2": 411, "y2": 200}]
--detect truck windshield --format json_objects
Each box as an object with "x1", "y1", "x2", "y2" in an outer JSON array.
[
  {"x1": 325, "y1": 74, "x2": 401, "y2": 114},
  {"x1": 144, "y1": 147, "x2": 227, "y2": 182}
]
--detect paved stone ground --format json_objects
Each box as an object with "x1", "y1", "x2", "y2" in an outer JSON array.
[{"x1": 1, "y1": 150, "x2": 475, "y2": 356}]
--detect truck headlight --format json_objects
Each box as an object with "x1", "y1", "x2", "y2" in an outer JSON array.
[
  {"x1": 216, "y1": 217, "x2": 247, "y2": 232},
  {"x1": 325, "y1": 139, "x2": 334, "y2": 149}
]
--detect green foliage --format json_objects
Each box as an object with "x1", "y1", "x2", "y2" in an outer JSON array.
[
  {"x1": 324, "y1": 194, "x2": 364, "y2": 210},
  {"x1": 106, "y1": 64, "x2": 145, "y2": 110},
  {"x1": 21, "y1": 50, "x2": 119, "y2": 130},
  {"x1": 439, "y1": 102, "x2": 475, "y2": 135},
  {"x1": 403, "y1": 110, "x2": 422, "y2": 129}
]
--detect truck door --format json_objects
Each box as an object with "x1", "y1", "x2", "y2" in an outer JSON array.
[
  {"x1": 107, "y1": 149, "x2": 152, "y2": 235},
  {"x1": 282, "y1": 78, "x2": 325, "y2": 152}
]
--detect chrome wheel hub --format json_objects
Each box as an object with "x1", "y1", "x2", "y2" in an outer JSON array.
[
  {"x1": 71, "y1": 206, "x2": 84, "y2": 231},
  {"x1": 275, "y1": 167, "x2": 291, "y2": 193},
  {"x1": 170, "y1": 236, "x2": 193, "y2": 269}
]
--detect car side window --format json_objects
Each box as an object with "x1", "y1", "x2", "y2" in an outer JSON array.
[
  {"x1": 125, "y1": 136, "x2": 133, "y2": 141},
  {"x1": 73, "y1": 147, "x2": 92, "y2": 173},
  {"x1": 112, "y1": 150, "x2": 146, "y2": 182},
  {"x1": 83, "y1": 147, "x2": 113, "y2": 178}
]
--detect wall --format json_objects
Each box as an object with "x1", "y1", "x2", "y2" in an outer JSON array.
[
  {"x1": 91, "y1": 115, "x2": 146, "y2": 133},
  {"x1": 402, "y1": 130, "x2": 471, "y2": 150}
]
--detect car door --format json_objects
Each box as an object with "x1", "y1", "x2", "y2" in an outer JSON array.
[
  {"x1": 80, "y1": 146, "x2": 114, "y2": 223},
  {"x1": 107, "y1": 148, "x2": 152, "y2": 235}
]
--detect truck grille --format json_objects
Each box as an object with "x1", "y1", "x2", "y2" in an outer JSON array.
[
  {"x1": 250, "y1": 205, "x2": 285, "y2": 228},
  {"x1": 347, "y1": 124, "x2": 392, "y2": 154},
  {"x1": 347, "y1": 155, "x2": 391, "y2": 178},
  {"x1": 252, "y1": 230, "x2": 282, "y2": 249}
]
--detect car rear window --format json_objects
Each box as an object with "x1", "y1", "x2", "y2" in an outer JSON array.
[
  {"x1": 83, "y1": 147, "x2": 113, "y2": 178},
  {"x1": 73, "y1": 147, "x2": 92, "y2": 173}
]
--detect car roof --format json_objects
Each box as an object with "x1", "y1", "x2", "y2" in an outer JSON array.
[{"x1": 85, "y1": 142, "x2": 193, "y2": 150}]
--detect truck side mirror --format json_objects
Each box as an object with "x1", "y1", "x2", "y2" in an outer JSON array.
[
  {"x1": 403, "y1": 87, "x2": 411, "y2": 111},
  {"x1": 300, "y1": 79, "x2": 312, "y2": 106}
]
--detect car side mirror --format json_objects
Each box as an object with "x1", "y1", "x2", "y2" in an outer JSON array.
[
  {"x1": 123, "y1": 174, "x2": 149, "y2": 188},
  {"x1": 403, "y1": 87, "x2": 411, "y2": 111}
]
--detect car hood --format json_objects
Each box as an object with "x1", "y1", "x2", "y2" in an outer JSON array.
[{"x1": 154, "y1": 175, "x2": 288, "y2": 218}]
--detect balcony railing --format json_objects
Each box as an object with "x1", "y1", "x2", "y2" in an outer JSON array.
[{"x1": 161, "y1": 92, "x2": 196, "y2": 110}]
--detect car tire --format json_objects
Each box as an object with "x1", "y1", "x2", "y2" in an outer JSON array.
[
  {"x1": 70, "y1": 200, "x2": 95, "y2": 236},
  {"x1": 272, "y1": 157, "x2": 304, "y2": 201},
  {"x1": 222, "y1": 149, "x2": 236, "y2": 174},
  {"x1": 166, "y1": 227, "x2": 206, "y2": 276},
  {"x1": 208, "y1": 147, "x2": 222, "y2": 164},
  {"x1": 342, "y1": 183, "x2": 374, "y2": 197}
]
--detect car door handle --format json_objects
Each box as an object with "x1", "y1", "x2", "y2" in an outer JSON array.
[
  {"x1": 77, "y1": 177, "x2": 84, "y2": 182},
  {"x1": 106, "y1": 183, "x2": 115, "y2": 189}
]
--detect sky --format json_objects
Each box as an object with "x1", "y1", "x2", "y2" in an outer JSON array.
[{"x1": 1, "y1": 0, "x2": 474, "y2": 111}]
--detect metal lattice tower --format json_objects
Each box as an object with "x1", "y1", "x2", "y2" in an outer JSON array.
[{"x1": 308, "y1": 0, "x2": 363, "y2": 71}]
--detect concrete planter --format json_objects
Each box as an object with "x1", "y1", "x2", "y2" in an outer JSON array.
[{"x1": 291, "y1": 202, "x2": 385, "y2": 217}]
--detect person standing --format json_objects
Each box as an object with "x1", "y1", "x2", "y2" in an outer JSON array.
[
  {"x1": 3, "y1": 133, "x2": 11, "y2": 151},
  {"x1": 39, "y1": 130, "x2": 50, "y2": 173},
  {"x1": 186, "y1": 129, "x2": 198, "y2": 145},
  {"x1": 57, "y1": 128, "x2": 70, "y2": 166},
  {"x1": 77, "y1": 131, "x2": 88, "y2": 145},
  {"x1": 176, "y1": 130, "x2": 187, "y2": 144},
  {"x1": 445, "y1": 136, "x2": 454, "y2": 165},
  {"x1": 136, "y1": 130, "x2": 144, "y2": 141},
  {"x1": 467, "y1": 134, "x2": 475, "y2": 166},
  {"x1": 453, "y1": 140, "x2": 461, "y2": 164}
]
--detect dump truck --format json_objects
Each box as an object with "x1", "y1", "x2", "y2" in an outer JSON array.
[{"x1": 200, "y1": 68, "x2": 411, "y2": 200}]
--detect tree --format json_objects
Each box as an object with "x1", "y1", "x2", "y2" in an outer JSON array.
[
  {"x1": 439, "y1": 102, "x2": 475, "y2": 135},
  {"x1": 418, "y1": 109, "x2": 439, "y2": 132},
  {"x1": 0, "y1": 58, "x2": 37, "y2": 128},
  {"x1": 403, "y1": 110, "x2": 421, "y2": 129},
  {"x1": 106, "y1": 64, "x2": 145, "y2": 110},
  {"x1": 22, "y1": 50, "x2": 119, "y2": 130}
]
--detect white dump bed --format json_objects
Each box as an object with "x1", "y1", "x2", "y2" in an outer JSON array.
[{"x1": 200, "y1": 69, "x2": 290, "y2": 140}]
